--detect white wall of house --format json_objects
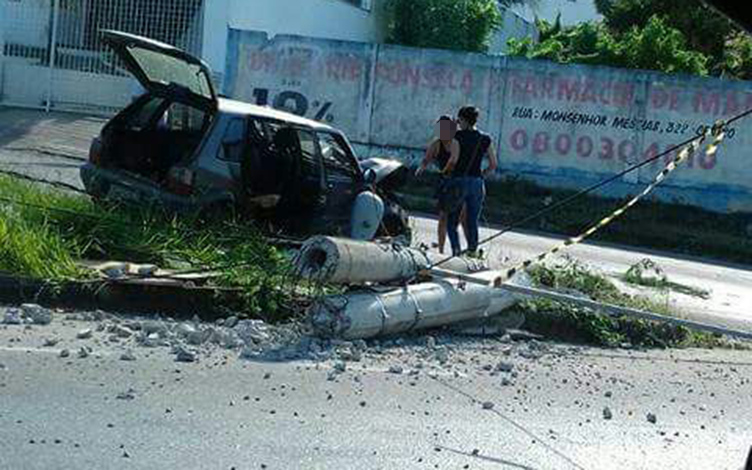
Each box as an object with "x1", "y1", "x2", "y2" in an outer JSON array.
[
  {"x1": 512, "y1": 0, "x2": 602, "y2": 26},
  {"x1": 489, "y1": 7, "x2": 539, "y2": 54},
  {"x1": 202, "y1": 0, "x2": 385, "y2": 84},
  {"x1": 1, "y1": 0, "x2": 51, "y2": 50}
]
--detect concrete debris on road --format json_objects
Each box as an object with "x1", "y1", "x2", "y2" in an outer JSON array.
[
  {"x1": 120, "y1": 350, "x2": 137, "y2": 361},
  {"x1": 495, "y1": 361, "x2": 514, "y2": 373},
  {"x1": 21, "y1": 304, "x2": 52, "y2": 325},
  {"x1": 116, "y1": 388, "x2": 137, "y2": 400},
  {"x1": 3, "y1": 304, "x2": 53, "y2": 325},
  {"x1": 175, "y1": 347, "x2": 197, "y2": 363},
  {"x1": 388, "y1": 365, "x2": 404, "y2": 374},
  {"x1": 76, "y1": 328, "x2": 93, "y2": 340}
]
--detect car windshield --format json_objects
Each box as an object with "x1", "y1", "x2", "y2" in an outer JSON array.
[{"x1": 2, "y1": 2, "x2": 752, "y2": 470}]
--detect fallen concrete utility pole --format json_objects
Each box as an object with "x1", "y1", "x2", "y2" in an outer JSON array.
[
  {"x1": 308, "y1": 273, "x2": 529, "y2": 339},
  {"x1": 500, "y1": 283, "x2": 752, "y2": 341},
  {"x1": 295, "y1": 236, "x2": 486, "y2": 285}
]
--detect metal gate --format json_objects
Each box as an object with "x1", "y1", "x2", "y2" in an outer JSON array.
[{"x1": 0, "y1": 0, "x2": 205, "y2": 115}]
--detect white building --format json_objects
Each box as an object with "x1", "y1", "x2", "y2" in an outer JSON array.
[
  {"x1": 201, "y1": 0, "x2": 541, "y2": 80},
  {"x1": 201, "y1": 0, "x2": 387, "y2": 84},
  {"x1": 491, "y1": 7, "x2": 540, "y2": 54},
  {"x1": 510, "y1": 0, "x2": 602, "y2": 26}
]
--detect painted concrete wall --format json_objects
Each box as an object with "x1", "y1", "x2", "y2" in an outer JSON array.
[
  {"x1": 224, "y1": 28, "x2": 752, "y2": 214},
  {"x1": 202, "y1": 0, "x2": 384, "y2": 87}
]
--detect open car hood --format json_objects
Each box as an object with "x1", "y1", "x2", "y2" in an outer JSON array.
[
  {"x1": 102, "y1": 30, "x2": 216, "y2": 109},
  {"x1": 360, "y1": 157, "x2": 409, "y2": 191}
]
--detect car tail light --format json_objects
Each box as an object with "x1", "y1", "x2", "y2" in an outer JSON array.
[
  {"x1": 167, "y1": 166, "x2": 195, "y2": 196},
  {"x1": 89, "y1": 138, "x2": 102, "y2": 166}
]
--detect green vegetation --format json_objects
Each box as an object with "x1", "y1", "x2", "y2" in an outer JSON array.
[
  {"x1": 400, "y1": 174, "x2": 752, "y2": 265},
  {"x1": 0, "y1": 175, "x2": 294, "y2": 321},
  {"x1": 508, "y1": 0, "x2": 752, "y2": 79},
  {"x1": 508, "y1": 15, "x2": 708, "y2": 76},
  {"x1": 516, "y1": 260, "x2": 727, "y2": 349},
  {"x1": 623, "y1": 258, "x2": 710, "y2": 299},
  {"x1": 385, "y1": 0, "x2": 502, "y2": 53}
]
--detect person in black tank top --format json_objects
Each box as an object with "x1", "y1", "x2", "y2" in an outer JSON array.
[
  {"x1": 443, "y1": 106, "x2": 498, "y2": 257},
  {"x1": 416, "y1": 115, "x2": 461, "y2": 254}
]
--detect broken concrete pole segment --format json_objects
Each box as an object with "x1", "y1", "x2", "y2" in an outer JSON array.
[
  {"x1": 308, "y1": 273, "x2": 529, "y2": 340},
  {"x1": 295, "y1": 236, "x2": 486, "y2": 285}
]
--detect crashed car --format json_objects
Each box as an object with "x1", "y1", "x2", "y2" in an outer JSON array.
[{"x1": 81, "y1": 30, "x2": 411, "y2": 242}]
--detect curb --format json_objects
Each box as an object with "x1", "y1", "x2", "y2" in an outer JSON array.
[{"x1": 0, "y1": 274, "x2": 246, "y2": 321}]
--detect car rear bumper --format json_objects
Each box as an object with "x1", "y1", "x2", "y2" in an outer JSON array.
[{"x1": 80, "y1": 163, "x2": 232, "y2": 212}]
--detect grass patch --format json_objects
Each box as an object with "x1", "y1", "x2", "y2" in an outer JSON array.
[
  {"x1": 623, "y1": 258, "x2": 710, "y2": 298},
  {"x1": 512, "y1": 259, "x2": 727, "y2": 349},
  {"x1": 0, "y1": 175, "x2": 298, "y2": 321},
  {"x1": 400, "y1": 173, "x2": 752, "y2": 265}
]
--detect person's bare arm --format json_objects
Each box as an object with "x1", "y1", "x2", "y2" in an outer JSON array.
[
  {"x1": 441, "y1": 139, "x2": 461, "y2": 175},
  {"x1": 416, "y1": 139, "x2": 439, "y2": 176},
  {"x1": 483, "y1": 140, "x2": 498, "y2": 178}
]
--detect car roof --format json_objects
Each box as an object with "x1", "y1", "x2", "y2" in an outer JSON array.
[{"x1": 218, "y1": 98, "x2": 338, "y2": 132}]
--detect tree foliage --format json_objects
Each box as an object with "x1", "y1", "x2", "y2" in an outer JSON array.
[
  {"x1": 385, "y1": 0, "x2": 502, "y2": 53},
  {"x1": 594, "y1": 0, "x2": 735, "y2": 59},
  {"x1": 508, "y1": 15, "x2": 709, "y2": 76},
  {"x1": 508, "y1": 0, "x2": 752, "y2": 79}
]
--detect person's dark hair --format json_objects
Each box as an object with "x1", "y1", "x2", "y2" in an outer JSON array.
[
  {"x1": 458, "y1": 106, "x2": 480, "y2": 126},
  {"x1": 437, "y1": 115, "x2": 453, "y2": 123}
]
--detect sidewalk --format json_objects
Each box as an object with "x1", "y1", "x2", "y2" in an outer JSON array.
[{"x1": 0, "y1": 106, "x2": 105, "y2": 189}]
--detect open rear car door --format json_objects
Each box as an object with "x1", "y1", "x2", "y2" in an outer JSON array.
[{"x1": 102, "y1": 29, "x2": 217, "y2": 110}]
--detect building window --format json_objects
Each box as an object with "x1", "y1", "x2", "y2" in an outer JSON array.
[{"x1": 341, "y1": 0, "x2": 372, "y2": 11}]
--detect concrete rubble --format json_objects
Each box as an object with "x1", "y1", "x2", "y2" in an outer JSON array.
[
  {"x1": 3, "y1": 304, "x2": 53, "y2": 325},
  {"x1": 0, "y1": 297, "x2": 568, "y2": 383}
]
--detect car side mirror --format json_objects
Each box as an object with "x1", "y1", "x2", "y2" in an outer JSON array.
[{"x1": 364, "y1": 168, "x2": 377, "y2": 185}]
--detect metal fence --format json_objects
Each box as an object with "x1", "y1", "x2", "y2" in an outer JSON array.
[{"x1": 0, "y1": 0, "x2": 205, "y2": 115}]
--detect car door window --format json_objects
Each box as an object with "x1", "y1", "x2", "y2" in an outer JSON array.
[
  {"x1": 161, "y1": 101, "x2": 207, "y2": 132},
  {"x1": 218, "y1": 118, "x2": 245, "y2": 162},
  {"x1": 123, "y1": 96, "x2": 165, "y2": 131},
  {"x1": 318, "y1": 132, "x2": 358, "y2": 182}
]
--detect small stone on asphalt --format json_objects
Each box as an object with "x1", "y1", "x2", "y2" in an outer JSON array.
[{"x1": 76, "y1": 328, "x2": 92, "y2": 340}]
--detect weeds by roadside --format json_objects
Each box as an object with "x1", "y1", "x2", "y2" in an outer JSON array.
[
  {"x1": 623, "y1": 258, "x2": 710, "y2": 299},
  {"x1": 515, "y1": 259, "x2": 730, "y2": 349},
  {"x1": 0, "y1": 175, "x2": 297, "y2": 321}
]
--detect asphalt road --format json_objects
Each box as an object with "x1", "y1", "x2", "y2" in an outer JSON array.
[
  {"x1": 1, "y1": 312, "x2": 751, "y2": 470},
  {"x1": 1, "y1": 108, "x2": 752, "y2": 469},
  {"x1": 1, "y1": 106, "x2": 751, "y2": 333}
]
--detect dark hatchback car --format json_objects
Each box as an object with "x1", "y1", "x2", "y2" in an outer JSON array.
[{"x1": 82, "y1": 30, "x2": 411, "y2": 242}]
